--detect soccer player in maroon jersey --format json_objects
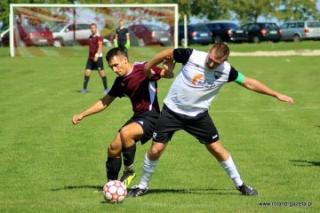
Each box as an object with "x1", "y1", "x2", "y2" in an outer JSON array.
[
  {"x1": 81, "y1": 23, "x2": 109, "y2": 94},
  {"x1": 72, "y1": 47, "x2": 174, "y2": 186}
]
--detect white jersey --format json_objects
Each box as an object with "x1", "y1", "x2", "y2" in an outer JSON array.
[{"x1": 164, "y1": 49, "x2": 238, "y2": 117}]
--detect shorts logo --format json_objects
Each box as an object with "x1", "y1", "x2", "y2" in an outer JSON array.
[
  {"x1": 138, "y1": 120, "x2": 144, "y2": 126},
  {"x1": 212, "y1": 134, "x2": 218, "y2": 139},
  {"x1": 153, "y1": 132, "x2": 157, "y2": 139}
]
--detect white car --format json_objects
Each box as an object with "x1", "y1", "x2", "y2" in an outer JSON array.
[{"x1": 51, "y1": 23, "x2": 92, "y2": 46}]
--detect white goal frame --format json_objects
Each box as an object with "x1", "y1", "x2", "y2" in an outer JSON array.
[{"x1": 9, "y1": 3, "x2": 179, "y2": 57}]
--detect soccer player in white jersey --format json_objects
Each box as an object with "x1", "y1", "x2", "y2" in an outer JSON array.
[{"x1": 128, "y1": 43, "x2": 294, "y2": 197}]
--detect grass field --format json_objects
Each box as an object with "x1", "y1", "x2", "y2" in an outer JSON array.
[{"x1": 0, "y1": 43, "x2": 319, "y2": 213}]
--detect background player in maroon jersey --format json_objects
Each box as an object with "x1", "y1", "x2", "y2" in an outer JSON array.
[
  {"x1": 81, "y1": 23, "x2": 109, "y2": 94},
  {"x1": 72, "y1": 48, "x2": 174, "y2": 187}
]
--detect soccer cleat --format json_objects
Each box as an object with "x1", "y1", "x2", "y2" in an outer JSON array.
[
  {"x1": 120, "y1": 169, "x2": 136, "y2": 188},
  {"x1": 80, "y1": 89, "x2": 88, "y2": 94},
  {"x1": 237, "y1": 183, "x2": 258, "y2": 196},
  {"x1": 127, "y1": 185, "x2": 148, "y2": 197}
]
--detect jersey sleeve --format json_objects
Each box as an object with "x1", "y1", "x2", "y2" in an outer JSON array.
[
  {"x1": 173, "y1": 48, "x2": 193, "y2": 65},
  {"x1": 228, "y1": 66, "x2": 239, "y2": 82},
  {"x1": 108, "y1": 78, "x2": 124, "y2": 98},
  {"x1": 149, "y1": 65, "x2": 162, "y2": 81}
]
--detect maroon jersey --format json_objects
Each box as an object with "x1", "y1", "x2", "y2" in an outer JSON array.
[
  {"x1": 108, "y1": 62, "x2": 162, "y2": 114},
  {"x1": 88, "y1": 34, "x2": 103, "y2": 59}
]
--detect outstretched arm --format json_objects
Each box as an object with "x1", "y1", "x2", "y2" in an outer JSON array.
[
  {"x1": 241, "y1": 76, "x2": 294, "y2": 104},
  {"x1": 144, "y1": 48, "x2": 174, "y2": 77},
  {"x1": 72, "y1": 95, "x2": 116, "y2": 125}
]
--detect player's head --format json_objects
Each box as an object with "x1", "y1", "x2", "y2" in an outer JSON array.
[
  {"x1": 90, "y1": 23, "x2": 97, "y2": 34},
  {"x1": 206, "y1": 43, "x2": 230, "y2": 69},
  {"x1": 106, "y1": 48, "x2": 130, "y2": 76},
  {"x1": 119, "y1": 19, "x2": 124, "y2": 27}
]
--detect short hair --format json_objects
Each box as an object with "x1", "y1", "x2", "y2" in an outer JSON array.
[
  {"x1": 209, "y1": 42, "x2": 230, "y2": 61},
  {"x1": 90, "y1": 23, "x2": 97, "y2": 27},
  {"x1": 106, "y1": 47, "x2": 128, "y2": 62}
]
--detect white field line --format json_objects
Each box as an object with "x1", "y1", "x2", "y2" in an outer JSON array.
[
  {"x1": 212, "y1": 106, "x2": 319, "y2": 113},
  {"x1": 231, "y1": 50, "x2": 320, "y2": 57}
]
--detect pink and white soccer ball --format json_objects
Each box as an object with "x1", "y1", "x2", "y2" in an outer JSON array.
[{"x1": 103, "y1": 180, "x2": 127, "y2": 203}]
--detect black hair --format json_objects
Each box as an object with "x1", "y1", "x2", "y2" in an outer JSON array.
[{"x1": 105, "y1": 47, "x2": 128, "y2": 62}]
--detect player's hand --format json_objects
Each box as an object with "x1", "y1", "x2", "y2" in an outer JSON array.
[
  {"x1": 72, "y1": 114, "x2": 84, "y2": 125},
  {"x1": 163, "y1": 58, "x2": 175, "y2": 71},
  {"x1": 93, "y1": 56, "x2": 98, "y2": 62},
  {"x1": 275, "y1": 93, "x2": 294, "y2": 104}
]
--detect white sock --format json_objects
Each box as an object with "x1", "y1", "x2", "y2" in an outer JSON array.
[
  {"x1": 138, "y1": 154, "x2": 158, "y2": 189},
  {"x1": 220, "y1": 155, "x2": 243, "y2": 187}
]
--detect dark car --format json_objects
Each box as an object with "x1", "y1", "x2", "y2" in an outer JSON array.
[
  {"x1": 178, "y1": 24, "x2": 212, "y2": 45},
  {"x1": 205, "y1": 21, "x2": 239, "y2": 43},
  {"x1": 128, "y1": 24, "x2": 172, "y2": 46},
  {"x1": 230, "y1": 22, "x2": 281, "y2": 43}
]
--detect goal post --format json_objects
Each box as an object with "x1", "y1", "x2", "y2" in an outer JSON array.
[{"x1": 9, "y1": 3, "x2": 179, "y2": 57}]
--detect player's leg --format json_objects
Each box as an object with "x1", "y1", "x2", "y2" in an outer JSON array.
[
  {"x1": 129, "y1": 105, "x2": 179, "y2": 197},
  {"x1": 96, "y1": 57, "x2": 108, "y2": 93},
  {"x1": 106, "y1": 133, "x2": 122, "y2": 181},
  {"x1": 206, "y1": 142, "x2": 257, "y2": 196},
  {"x1": 128, "y1": 141, "x2": 168, "y2": 197},
  {"x1": 185, "y1": 112, "x2": 257, "y2": 195},
  {"x1": 81, "y1": 69, "x2": 91, "y2": 93},
  {"x1": 82, "y1": 59, "x2": 92, "y2": 93},
  {"x1": 118, "y1": 122, "x2": 144, "y2": 186}
]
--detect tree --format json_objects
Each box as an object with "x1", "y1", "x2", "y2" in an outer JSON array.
[
  {"x1": 274, "y1": 0, "x2": 320, "y2": 21},
  {"x1": 220, "y1": 0, "x2": 281, "y2": 23}
]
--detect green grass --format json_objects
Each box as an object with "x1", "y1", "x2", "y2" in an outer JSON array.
[{"x1": 0, "y1": 45, "x2": 319, "y2": 213}]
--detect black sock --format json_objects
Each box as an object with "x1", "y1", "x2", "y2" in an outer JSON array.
[
  {"x1": 122, "y1": 144, "x2": 136, "y2": 170},
  {"x1": 106, "y1": 157, "x2": 122, "y2": 180},
  {"x1": 101, "y1": 76, "x2": 108, "y2": 89},
  {"x1": 83, "y1": 76, "x2": 90, "y2": 90}
]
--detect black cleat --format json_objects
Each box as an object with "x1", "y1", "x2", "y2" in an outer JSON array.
[
  {"x1": 128, "y1": 185, "x2": 148, "y2": 197},
  {"x1": 237, "y1": 183, "x2": 258, "y2": 196},
  {"x1": 119, "y1": 169, "x2": 136, "y2": 188}
]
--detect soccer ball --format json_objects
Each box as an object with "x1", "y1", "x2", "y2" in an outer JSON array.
[{"x1": 103, "y1": 180, "x2": 127, "y2": 203}]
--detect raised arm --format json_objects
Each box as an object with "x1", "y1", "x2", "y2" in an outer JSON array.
[
  {"x1": 241, "y1": 76, "x2": 294, "y2": 104},
  {"x1": 72, "y1": 95, "x2": 116, "y2": 125},
  {"x1": 144, "y1": 48, "x2": 174, "y2": 77}
]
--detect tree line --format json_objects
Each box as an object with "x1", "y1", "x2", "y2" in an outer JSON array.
[{"x1": 1, "y1": 0, "x2": 319, "y2": 29}]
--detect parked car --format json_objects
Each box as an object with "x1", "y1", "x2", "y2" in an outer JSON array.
[
  {"x1": 51, "y1": 23, "x2": 92, "y2": 46},
  {"x1": 18, "y1": 23, "x2": 54, "y2": 46},
  {"x1": 280, "y1": 21, "x2": 320, "y2": 42},
  {"x1": 128, "y1": 24, "x2": 172, "y2": 46},
  {"x1": 178, "y1": 24, "x2": 212, "y2": 45},
  {"x1": 205, "y1": 21, "x2": 239, "y2": 43},
  {"x1": 230, "y1": 22, "x2": 281, "y2": 43}
]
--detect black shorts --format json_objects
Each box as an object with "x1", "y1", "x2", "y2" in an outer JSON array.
[
  {"x1": 85, "y1": 57, "x2": 104, "y2": 71},
  {"x1": 120, "y1": 109, "x2": 160, "y2": 144},
  {"x1": 153, "y1": 105, "x2": 219, "y2": 144}
]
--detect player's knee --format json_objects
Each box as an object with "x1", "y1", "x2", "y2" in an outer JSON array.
[
  {"x1": 148, "y1": 143, "x2": 165, "y2": 159},
  {"x1": 108, "y1": 143, "x2": 121, "y2": 157},
  {"x1": 119, "y1": 128, "x2": 132, "y2": 142}
]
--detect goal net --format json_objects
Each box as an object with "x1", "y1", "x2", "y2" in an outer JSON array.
[{"x1": 9, "y1": 4, "x2": 178, "y2": 57}]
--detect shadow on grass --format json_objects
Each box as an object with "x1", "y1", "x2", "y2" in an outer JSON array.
[
  {"x1": 51, "y1": 185, "x2": 102, "y2": 191},
  {"x1": 290, "y1": 160, "x2": 320, "y2": 167},
  {"x1": 51, "y1": 185, "x2": 236, "y2": 195}
]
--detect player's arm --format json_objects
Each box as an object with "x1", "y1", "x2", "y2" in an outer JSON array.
[
  {"x1": 72, "y1": 95, "x2": 116, "y2": 125},
  {"x1": 125, "y1": 31, "x2": 130, "y2": 49},
  {"x1": 94, "y1": 39, "x2": 103, "y2": 61},
  {"x1": 234, "y1": 71, "x2": 294, "y2": 104},
  {"x1": 160, "y1": 59, "x2": 175, "y2": 79},
  {"x1": 113, "y1": 33, "x2": 118, "y2": 47},
  {"x1": 144, "y1": 48, "x2": 174, "y2": 77}
]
